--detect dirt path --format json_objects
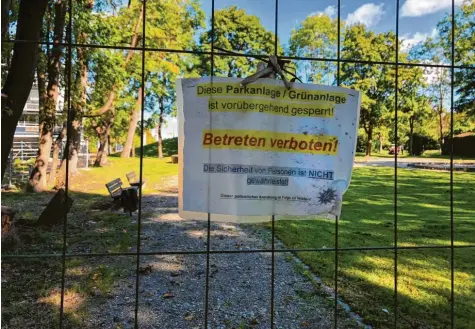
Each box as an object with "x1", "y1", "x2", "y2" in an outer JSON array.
[
  {"x1": 71, "y1": 184, "x2": 358, "y2": 329},
  {"x1": 3, "y1": 179, "x2": 364, "y2": 329},
  {"x1": 53, "y1": 175, "x2": 361, "y2": 328},
  {"x1": 355, "y1": 156, "x2": 475, "y2": 168}
]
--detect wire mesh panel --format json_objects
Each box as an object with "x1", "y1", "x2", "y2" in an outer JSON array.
[{"x1": 2, "y1": 0, "x2": 474, "y2": 329}]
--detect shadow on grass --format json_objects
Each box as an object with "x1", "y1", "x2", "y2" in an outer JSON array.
[
  {"x1": 2, "y1": 166, "x2": 474, "y2": 328},
  {"x1": 273, "y1": 167, "x2": 475, "y2": 329},
  {"x1": 1, "y1": 190, "x2": 138, "y2": 255},
  {"x1": 1, "y1": 188, "x2": 141, "y2": 328},
  {"x1": 1, "y1": 189, "x2": 171, "y2": 328}
]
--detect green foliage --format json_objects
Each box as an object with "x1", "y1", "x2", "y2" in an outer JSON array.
[
  {"x1": 411, "y1": 1, "x2": 474, "y2": 116},
  {"x1": 74, "y1": 0, "x2": 205, "y2": 144},
  {"x1": 396, "y1": 61, "x2": 433, "y2": 152},
  {"x1": 289, "y1": 13, "x2": 338, "y2": 83},
  {"x1": 197, "y1": 6, "x2": 281, "y2": 77},
  {"x1": 454, "y1": 112, "x2": 475, "y2": 135},
  {"x1": 440, "y1": 2, "x2": 475, "y2": 114},
  {"x1": 341, "y1": 25, "x2": 396, "y2": 153}
]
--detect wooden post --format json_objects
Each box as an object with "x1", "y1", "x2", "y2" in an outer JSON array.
[{"x1": 36, "y1": 188, "x2": 74, "y2": 225}]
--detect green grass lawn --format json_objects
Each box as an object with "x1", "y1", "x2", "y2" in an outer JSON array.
[
  {"x1": 2, "y1": 157, "x2": 179, "y2": 254},
  {"x1": 273, "y1": 167, "x2": 475, "y2": 329},
  {"x1": 131, "y1": 137, "x2": 178, "y2": 158},
  {"x1": 2, "y1": 158, "x2": 474, "y2": 328},
  {"x1": 70, "y1": 156, "x2": 179, "y2": 195}
]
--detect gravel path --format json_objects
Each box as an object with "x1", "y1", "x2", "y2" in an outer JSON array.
[
  {"x1": 355, "y1": 157, "x2": 475, "y2": 170},
  {"x1": 79, "y1": 186, "x2": 359, "y2": 329}
]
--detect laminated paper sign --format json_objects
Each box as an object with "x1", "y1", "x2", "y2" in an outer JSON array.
[{"x1": 177, "y1": 77, "x2": 361, "y2": 221}]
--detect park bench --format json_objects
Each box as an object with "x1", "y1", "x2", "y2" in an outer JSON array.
[
  {"x1": 105, "y1": 178, "x2": 138, "y2": 216},
  {"x1": 105, "y1": 178, "x2": 124, "y2": 202},
  {"x1": 126, "y1": 171, "x2": 145, "y2": 188}
]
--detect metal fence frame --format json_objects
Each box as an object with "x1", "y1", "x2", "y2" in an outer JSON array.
[{"x1": 2, "y1": 0, "x2": 475, "y2": 328}]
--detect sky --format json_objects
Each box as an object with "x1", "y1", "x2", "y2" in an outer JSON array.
[{"x1": 201, "y1": 0, "x2": 461, "y2": 52}]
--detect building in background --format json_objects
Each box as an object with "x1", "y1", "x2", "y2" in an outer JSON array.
[{"x1": 12, "y1": 82, "x2": 65, "y2": 161}]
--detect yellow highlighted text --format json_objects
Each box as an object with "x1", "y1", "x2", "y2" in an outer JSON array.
[{"x1": 202, "y1": 129, "x2": 338, "y2": 155}]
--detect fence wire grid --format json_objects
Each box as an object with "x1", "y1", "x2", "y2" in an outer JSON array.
[{"x1": 2, "y1": 0, "x2": 475, "y2": 328}]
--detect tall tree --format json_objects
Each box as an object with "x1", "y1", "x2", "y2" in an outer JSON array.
[
  {"x1": 437, "y1": 0, "x2": 475, "y2": 115},
  {"x1": 29, "y1": 0, "x2": 67, "y2": 192},
  {"x1": 429, "y1": 65, "x2": 450, "y2": 153},
  {"x1": 51, "y1": 0, "x2": 93, "y2": 186},
  {"x1": 412, "y1": 40, "x2": 451, "y2": 153},
  {"x1": 120, "y1": 0, "x2": 204, "y2": 159},
  {"x1": 289, "y1": 12, "x2": 338, "y2": 84},
  {"x1": 341, "y1": 24, "x2": 396, "y2": 155},
  {"x1": 408, "y1": 1, "x2": 474, "y2": 153},
  {"x1": 120, "y1": 87, "x2": 142, "y2": 158},
  {"x1": 1, "y1": 0, "x2": 49, "y2": 180},
  {"x1": 94, "y1": 2, "x2": 143, "y2": 165},
  {"x1": 398, "y1": 64, "x2": 431, "y2": 155},
  {"x1": 147, "y1": 72, "x2": 177, "y2": 158}
]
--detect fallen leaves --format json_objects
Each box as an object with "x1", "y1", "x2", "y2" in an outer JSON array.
[{"x1": 162, "y1": 292, "x2": 175, "y2": 299}]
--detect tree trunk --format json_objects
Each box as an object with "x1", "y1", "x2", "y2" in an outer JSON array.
[
  {"x1": 95, "y1": 133, "x2": 108, "y2": 166},
  {"x1": 409, "y1": 118, "x2": 414, "y2": 156},
  {"x1": 75, "y1": 46, "x2": 88, "y2": 114},
  {"x1": 1, "y1": 0, "x2": 49, "y2": 180},
  {"x1": 68, "y1": 121, "x2": 80, "y2": 174},
  {"x1": 157, "y1": 122, "x2": 164, "y2": 158},
  {"x1": 61, "y1": 38, "x2": 88, "y2": 176},
  {"x1": 379, "y1": 135, "x2": 383, "y2": 153},
  {"x1": 27, "y1": 48, "x2": 48, "y2": 191},
  {"x1": 121, "y1": 87, "x2": 142, "y2": 158},
  {"x1": 94, "y1": 117, "x2": 113, "y2": 167},
  {"x1": 157, "y1": 96, "x2": 165, "y2": 158},
  {"x1": 131, "y1": 139, "x2": 136, "y2": 157},
  {"x1": 49, "y1": 122, "x2": 66, "y2": 184},
  {"x1": 438, "y1": 110, "x2": 444, "y2": 154},
  {"x1": 29, "y1": 0, "x2": 66, "y2": 192},
  {"x1": 438, "y1": 80, "x2": 444, "y2": 154},
  {"x1": 366, "y1": 125, "x2": 373, "y2": 156},
  {"x1": 55, "y1": 112, "x2": 81, "y2": 189},
  {"x1": 28, "y1": 135, "x2": 53, "y2": 192}
]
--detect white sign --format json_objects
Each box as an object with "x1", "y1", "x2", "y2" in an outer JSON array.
[{"x1": 177, "y1": 77, "x2": 360, "y2": 222}]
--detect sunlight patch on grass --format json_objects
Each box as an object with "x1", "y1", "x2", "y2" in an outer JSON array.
[
  {"x1": 39, "y1": 289, "x2": 85, "y2": 313},
  {"x1": 69, "y1": 157, "x2": 178, "y2": 195},
  {"x1": 275, "y1": 167, "x2": 475, "y2": 329}
]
